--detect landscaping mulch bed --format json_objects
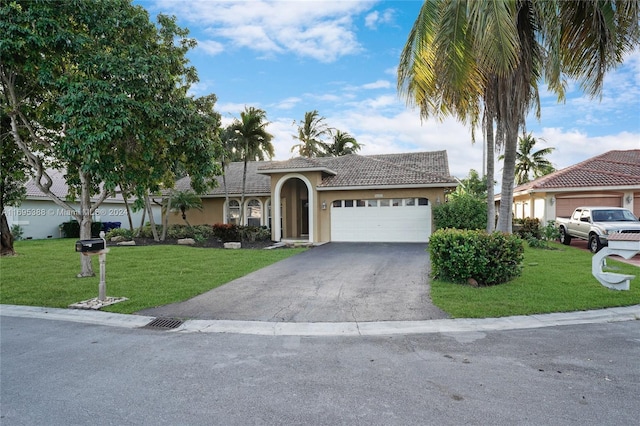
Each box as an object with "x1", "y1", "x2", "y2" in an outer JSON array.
[{"x1": 109, "y1": 237, "x2": 275, "y2": 249}]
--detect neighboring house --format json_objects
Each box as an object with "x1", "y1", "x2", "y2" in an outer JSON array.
[
  {"x1": 169, "y1": 151, "x2": 458, "y2": 243},
  {"x1": 499, "y1": 150, "x2": 640, "y2": 225},
  {"x1": 6, "y1": 169, "x2": 161, "y2": 240}
]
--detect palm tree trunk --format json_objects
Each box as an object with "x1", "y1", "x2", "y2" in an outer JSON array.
[
  {"x1": 497, "y1": 125, "x2": 518, "y2": 233},
  {"x1": 239, "y1": 157, "x2": 248, "y2": 226},
  {"x1": 222, "y1": 162, "x2": 230, "y2": 223},
  {"x1": 485, "y1": 118, "x2": 496, "y2": 233}
]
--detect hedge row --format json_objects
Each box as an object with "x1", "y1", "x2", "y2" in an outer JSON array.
[{"x1": 429, "y1": 229, "x2": 524, "y2": 286}]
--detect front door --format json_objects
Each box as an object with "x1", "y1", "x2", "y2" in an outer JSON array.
[{"x1": 300, "y1": 200, "x2": 309, "y2": 236}]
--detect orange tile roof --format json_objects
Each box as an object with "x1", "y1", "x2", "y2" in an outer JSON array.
[{"x1": 513, "y1": 150, "x2": 640, "y2": 192}]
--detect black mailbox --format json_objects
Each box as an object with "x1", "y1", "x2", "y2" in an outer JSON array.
[{"x1": 75, "y1": 239, "x2": 105, "y2": 253}]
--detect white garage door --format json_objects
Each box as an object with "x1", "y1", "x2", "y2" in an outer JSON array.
[{"x1": 331, "y1": 198, "x2": 431, "y2": 242}]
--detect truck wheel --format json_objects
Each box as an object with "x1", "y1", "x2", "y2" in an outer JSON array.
[
  {"x1": 589, "y1": 234, "x2": 603, "y2": 254},
  {"x1": 559, "y1": 227, "x2": 572, "y2": 245}
]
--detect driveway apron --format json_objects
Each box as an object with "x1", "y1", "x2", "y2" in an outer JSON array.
[{"x1": 137, "y1": 242, "x2": 449, "y2": 322}]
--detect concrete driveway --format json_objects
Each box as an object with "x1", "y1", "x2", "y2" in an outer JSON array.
[{"x1": 138, "y1": 242, "x2": 449, "y2": 322}]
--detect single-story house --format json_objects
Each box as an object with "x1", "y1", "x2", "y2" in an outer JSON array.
[
  {"x1": 499, "y1": 149, "x2": 640, "y2": 224},
  {"x1": 6, "y1": 169, "x2": 161, "y2": 240},
  {"x1": 169, "y1": 151, "x2": 458, "y2": 243}
]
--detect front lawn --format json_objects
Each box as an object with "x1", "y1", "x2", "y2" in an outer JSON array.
[
  {"x1": 0, "y1": 238, "x2": 306, "y2": 314},
  {"x1": 431, "y1": 242, "x2": 640, "y2": 318}
]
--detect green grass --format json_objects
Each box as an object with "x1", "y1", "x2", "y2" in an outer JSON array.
[
  {"x1": 431, "y1": 242, "x2": 640, "y2": 318},
  {"x1": 2, "y1": 239, "x2": 639, "y2": 319},
  {"x1": 0, "y1": 238, "x2": 306, "y2": 314}
]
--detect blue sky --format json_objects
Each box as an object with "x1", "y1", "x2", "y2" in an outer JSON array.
[{"x1": 140, "y1": 0, "x2": 640, "y2": 179}]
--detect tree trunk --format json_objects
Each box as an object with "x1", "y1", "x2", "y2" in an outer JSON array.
[
  {"x1": 239, "y1": 158, "x2": 248, "y2": 226},
  {"x1": 497, "y1": 125, "x2": 518, "y2": 233},
  {"x1": 0, "y1": 213, "x2": 16, "y2": 256},
  {"x1": 222, "y1": 162, "x2": 230, "y2": 223},
  {"x1": 144, "y1": 192, "x2": 159, "y2": 241},
  {"x1": 160, "y1": 193, "x2": 171, "y2": 241},
  {"x1": 121, "y1": 191, "x2": 134, "y2": 233},
  {"x1": 77, "y1": 172, "x2": 96, "y2": 277},
  {"x1": 485, "y1": 121, "x2": 496, "y2": 233}
]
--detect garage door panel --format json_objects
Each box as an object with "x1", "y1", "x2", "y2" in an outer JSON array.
[
  {"x1": 331, "y1": 203, "x2": 431, "y2": 242},
  {"x1": 556, "y1": 196, "x2": 622, "y2": 217}
]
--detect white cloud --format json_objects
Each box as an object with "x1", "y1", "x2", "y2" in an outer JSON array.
[
  {"x1": 364, "y1": 8, "x2": 395, "y2": 29},
  {"x1": 361, "y1": 80, "x2": 392, "y2": 90},
  {"x1": 152, "y1": 0, "x2": 374, "y2": 62},
  {"x1": 196, "y1": 39, "x2": 224, "y2": 55},
  {"x1": 272, "y1": 97, "x2": 302, "y2": 110}
]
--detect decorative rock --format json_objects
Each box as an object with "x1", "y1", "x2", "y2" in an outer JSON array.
[
  {"x1": 117, "y1": 241, "x2": 136, "y2": 246},
  {"x1": 467, "y1": 278, "x2": 479, "y2": 287},
  {"x1": 177, "y1": 238, "x2": 196, "y2": 245},
  {"x1": 111, "y1": 236, "x2": 127, "y2": 242},
  {"x1": 224, "y1": 242, "x2": 242, "y2": 249}
]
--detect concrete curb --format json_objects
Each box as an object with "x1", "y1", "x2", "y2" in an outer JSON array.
[{"x1": 2, "y1": 304, "x2": 639, "y2": 336}]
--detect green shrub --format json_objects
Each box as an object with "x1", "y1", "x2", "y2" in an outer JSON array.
[
  {"x1": 10, "y1": 224, "x2": 24, "y2": 241},
  {"x1": 514, "y1": 218, "x2": 541, "y2": 239},
  {"x1": 212, "y1": 223, "x2": 240, "y2": 242},
  {"x1": 433, "y1": 194, "x2": 487, "y2": 230},
  {"x1": 60, "y1": 221, "x2": 102, "y2": 238},
  {"x1": 137, "y1": 224, "x2": 162, "y2": 238},
  {"x1": 105, "y1": 227, "x2": 133, "y2": 240},
  {"x1": 429, "y1": 229, "x2": 524, "y2": 286},
  {"x1": 239, "y1": 226, "x2": 272, "y2": 242}
]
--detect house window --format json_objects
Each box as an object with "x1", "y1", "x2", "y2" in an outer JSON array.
[
  {"x1": 404, "y1": 198, "x2": 415, "y2": 206},
  {"x1": 392, "y1": 199, "x2": 401, "y2": 207},
  {"x1": 380, "y1": 199, "x2": 390, "y2": 207},
  {"x1": 344, "y1": 200, "x2": 354, "y2": 207},
  {"x1": 246, "y1": 199, "x2": 261, "y2": 227},
  {"x1": 418, "y1": 198, "x2": 428, "y2": 206},
  {"x1": 356, "y1": 200, "x2": 365, "y2": 207},
  {"x1": 367, "y1": 199, "x2": 377, "y2": 207},
  {"x1": 228, "y1": 200, "x2": 240, "y2": 224},
  {"x1": 332, "y1": 200, "x2": 342, "y2": 208}
]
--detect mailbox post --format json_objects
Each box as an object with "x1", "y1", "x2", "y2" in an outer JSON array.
[{"x1": 75, "y1": 231, "x2": 109, "y2": 301}]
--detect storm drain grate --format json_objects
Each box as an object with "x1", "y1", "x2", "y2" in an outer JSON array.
[{"x1": 143, "y1": 317, "x2": 184, "y2": 330}]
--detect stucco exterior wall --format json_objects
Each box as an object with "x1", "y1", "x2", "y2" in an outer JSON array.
[
  {"x1": 6, "y1": 198, "x2": 160, "y2": 240},
  {"x1": 168, "y1": 196, "x2": 273, "y2": 227}
]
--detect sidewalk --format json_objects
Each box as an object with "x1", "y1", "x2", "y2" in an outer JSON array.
[{"x1": 2, "y1": 304, "x2": 638, "y2": 337}]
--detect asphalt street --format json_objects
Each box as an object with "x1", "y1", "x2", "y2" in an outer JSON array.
[{"x1": 1, "y1": 315, "x2": 639, "y2": 426}]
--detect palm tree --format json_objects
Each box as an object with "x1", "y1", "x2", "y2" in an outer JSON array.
[
  {"x1": 291, "y1": 110, "x2": 331, "y2": 157},
  {"x1": 219, "y1": 125, "x2": 243, "y2": 223},
  {"x1": 325, "y1": 130, "x2": 362, "y2": 156},
  {"x1": 168, "y1": 190, "x2": 203, "y2": 228},
  {"x1": 229, "y1": 107, "x2": 274, "y2": 225},
  {"x1": 398, "y1": 0, "x2": 639, "y2": 233},
  {"x1": 500, "y1": 133, "x2": 555, "y2": 185}
]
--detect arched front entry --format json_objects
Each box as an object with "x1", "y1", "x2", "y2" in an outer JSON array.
[{"x1": 273, "y1": 174, "x2": 314, "y2": 242}]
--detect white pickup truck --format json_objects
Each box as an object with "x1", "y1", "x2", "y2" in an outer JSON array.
[{"x1": 556, "y1": 206, "x2": 640, "y2": 253}]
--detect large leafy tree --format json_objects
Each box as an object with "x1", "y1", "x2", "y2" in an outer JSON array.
[
  {"x1": 398, "y1": 0, "x2": 639, "y2": 233},
  {"x1": 291, "y1": 110, "x2": 331, "y2": 157},
  {"x1": 229, "y1": 107, "x2": 274, "y2": 225},
  {"x1": 0, "y1": 126, "x2": 30, "y2": 256},
  {"x1": 1, "y1": 0, "x2": 221, "y2": 275},
  {"x1": 325, "y1": 130, "x2": 362, "y2": 156}
]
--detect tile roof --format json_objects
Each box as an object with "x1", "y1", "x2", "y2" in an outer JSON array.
[
  {"x1": 176, "y1": 161, "x2": 272, "y2": 196},
  {"x1": 175, "y1": 151, "x2": 456, "y2": 195},
  {"x1": 25, "y1": 169, "x2": 126, "y2": 202},
  {"x1": 513, "y1": 149, "x2": 640, "y2": 193}
]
